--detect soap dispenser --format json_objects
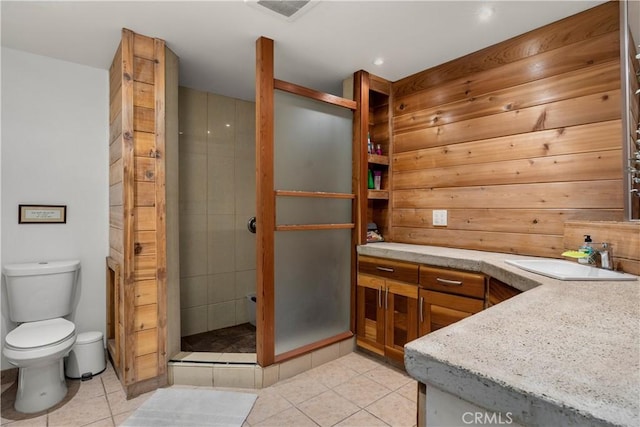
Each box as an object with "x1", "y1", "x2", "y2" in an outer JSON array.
[{"x1": 578, "y1": 235, "x2": 594, "y2": 265}]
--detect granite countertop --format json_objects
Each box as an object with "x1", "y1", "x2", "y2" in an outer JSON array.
[{"x1": 357, "y1": 242, "x2": 640, "y2": 427}]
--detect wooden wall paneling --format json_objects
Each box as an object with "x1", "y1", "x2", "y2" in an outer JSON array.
[
  {"x1": 135, "y1": 182, "x2": 156, "y2": 206},
  {"x1": 394, "y1": 33, "x2": 620, "y2": 119},
  {"x1": 110, "y1": 205, "x2": 124, "y2": 230},
  {"x1": 109, "y1": 134, "x2": 123, "y2": 165},
  {"x1": 134, "y1": 207, "x2": 156, "y2": 231},
  {"x1": 134, "y1": 157, "x2": 155, "y2": 182},
  {"x1": 133, "y1": 33, "x2": 155, "y2": 60},
  {"x1": 135, "y1": 279, "x2": 158, "y2": 306},
  {"x1": 134, "y1": 57, "x2": 154, "y2": 85},
  {"x1": 135, "y1": 329, "x2": 158, "y2": 356},
  {"x1": 393, "y1": 60, "x2": 620, "y2": 134},
  {"x1": 134, "y1": 255, "x2": 157, "y2": 281},
  {"x1": 109, "y1": 113, "x2": 123, "y2": 144},
  {"x1": 393, "y1": 120, "x2": 622, "y2": 172},
  {"x1": 134, "y1": 304, "x2": 158, "y2": 331},
  {"x1": 134, "y1": 131, "x2": 156, "y2": 157},
  {"x1": 134, "y1": 107, "x2": 155, "y2": 133},
  {"x1": 394, "y1": 150, "x2": 622, "y2": 190},
  {"x1": 394, "y1": 89, "x2": 621, "y2": 153},
  {"x1": 388, "y1": 3, "x2": 624, "y2": 262},
  {"x1": 354, "y1": 71, "x2": 368, "y2": 246},
  {"x1": 153, "y1": 37, "x2": 168, "y2": 377},
  {"x1": 135, "y1": 353, "x2": 158, "y2": 381},
  {"x1": 393, "y1": 1, "x2": 618, "y2": 98},
  {"x1": 133, "y1": 82, "x2": 155, "y2": 109},
  {"x1": 394, "y1": 228, "x2": 564, "y2": 258},
  {"x1": 393, "y1": 181, "x2": 623, "y2": 210},
  {"x1": 120, "y1": 28, "x2": 137, "y2": 386},
  {"x1": 392, "y1": 209, "x2": 623, "y2": 236},
  {"x1": 110, "y1": 158, "x2": 124, "y2": 185}
]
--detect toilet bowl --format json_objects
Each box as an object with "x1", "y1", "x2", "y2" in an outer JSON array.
[
  {"x1": 3, "y1": 318, "x2": 77, "y2": 413},
  {"x1": 2, "y1": 260, "x2": 80, "y2": 413}
]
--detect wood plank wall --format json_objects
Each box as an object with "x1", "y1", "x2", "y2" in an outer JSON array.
[
  {"x1": 390, "y1": 1, "x2": 624, "y2": 259},
  {"x1": 109, "y1": 28, "x2": 167, "y2": 395}
]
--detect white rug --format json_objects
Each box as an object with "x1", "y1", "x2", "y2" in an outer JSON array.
[{"x1": 121, "y1": 388, "x2": 257, "y2": 427}]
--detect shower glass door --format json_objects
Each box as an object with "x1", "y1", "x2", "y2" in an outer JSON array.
[{"x1": 273, "y1": 90, "x2": 353, "y2": 356}]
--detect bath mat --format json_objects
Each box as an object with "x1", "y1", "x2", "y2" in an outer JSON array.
[{"x1": 121, "y1": 388, "x2": 257, "y2": 426}]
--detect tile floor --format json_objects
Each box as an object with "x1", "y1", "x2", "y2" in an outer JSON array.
[{"x1": 1, "y1": 351, "x2": 417, "y2": 427}]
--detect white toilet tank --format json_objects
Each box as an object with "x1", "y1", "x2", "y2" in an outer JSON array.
[{"x1": 3, "y1": 260, "x2": 80, "y2": 323}]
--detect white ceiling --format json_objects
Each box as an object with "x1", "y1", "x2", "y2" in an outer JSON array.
[{"x1": 1, "y1": 1, "x2": 611, "y2": 101}]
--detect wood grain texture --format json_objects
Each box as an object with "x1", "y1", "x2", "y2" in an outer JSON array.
[
  {"x1": 109, "y1": 28, "x2": 167, "y2": 393},
  {"x1": 393, "y1": 1, "x2": 618, "y2": 98},
  {"x1": 385, "y1": 3, "x2": 625, "y2": 261},
  {"x1": 394, "y1": 89, "x2": 621, "y2": 153},
  {"x1": 393, "y1": 120, "x2": 622, "y2": 171},
  {"x1": 274, "y1": 79, "x2": 357, "y2": 110},
  {"x1": 255, "y1": 36, "x2": 275, "y2": 367}
]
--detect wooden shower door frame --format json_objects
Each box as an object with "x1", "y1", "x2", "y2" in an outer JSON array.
[{"x1": 255, "y1": 37, "x2": 359, "y2": 367}]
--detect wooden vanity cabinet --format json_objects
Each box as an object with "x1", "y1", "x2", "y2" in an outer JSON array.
[
  {"x1": 487, "y1": 277, "x2": 521, "y2": 307},
  {"x1": 357, "y1": 256, "x2": 419, "y2": 363},
  {"x1": 418, "y1": 266, "x2": 486, "y2": 336}
]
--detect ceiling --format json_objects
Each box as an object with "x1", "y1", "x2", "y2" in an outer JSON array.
[{"x1": 1, "y1": 1, "x2": 613, "y2": 102}]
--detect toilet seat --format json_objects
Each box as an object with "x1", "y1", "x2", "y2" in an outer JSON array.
[{"x1": 5, "y1": 318, "x2": 75, "y2": 350}]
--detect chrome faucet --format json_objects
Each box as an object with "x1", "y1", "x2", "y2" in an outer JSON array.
[{"x1": 597, "y1": 242, "x2": 613, "y2": 270}]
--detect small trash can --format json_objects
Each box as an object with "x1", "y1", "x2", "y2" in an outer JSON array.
[
  {"x1": 65, "y1": 331, "x2": 106, "y2": 380},
  {"x1": 246, "y1": 293, "x2": 256, "y2": 327}
]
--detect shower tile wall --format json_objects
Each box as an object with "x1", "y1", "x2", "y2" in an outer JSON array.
[{"x1": 179, "y1": 87, "x2": 256, "y2": 337}]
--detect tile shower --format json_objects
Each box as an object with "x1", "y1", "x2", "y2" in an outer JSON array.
[{"x1": 178, "y1": 87, "x2": 256, "y2": 344}]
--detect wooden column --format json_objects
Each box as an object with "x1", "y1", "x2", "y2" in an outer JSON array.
[{"x1": 255, "y1": 36, "x2": 275, "y2": 367}]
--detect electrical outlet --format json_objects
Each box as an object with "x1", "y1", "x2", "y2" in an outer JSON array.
[{"x1": 433, "y1": 210, "x2": 448, "y2": 226}]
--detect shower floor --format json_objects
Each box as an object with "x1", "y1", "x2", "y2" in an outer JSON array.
[{"x1": 181, "y1": 323, "x2": 256, "y2": 353}]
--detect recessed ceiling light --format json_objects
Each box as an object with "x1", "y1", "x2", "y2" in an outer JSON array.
[
  {"x1": 373, "y1": 58, "x2": 384, "y2": 66},
  {"x1": 478, "y1": 5, "x2": 494, "y2": 22}
]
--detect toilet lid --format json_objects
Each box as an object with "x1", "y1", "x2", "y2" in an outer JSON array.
[{"x1": 6, "y1": 318, "x2": 75, "y2": 349}]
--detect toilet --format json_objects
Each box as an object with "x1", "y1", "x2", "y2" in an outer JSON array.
[{"x1": 2, "y1": 260, "x2": 80, "y2": 413}]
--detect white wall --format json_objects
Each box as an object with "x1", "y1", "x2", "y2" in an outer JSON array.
[{"x1": 1, "y1": 48, "x2": 109, "y2": 369}]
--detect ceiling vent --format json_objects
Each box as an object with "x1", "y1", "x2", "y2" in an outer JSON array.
[{"x1": 250, "y1": 0, "x2": 318, "y2": 21}]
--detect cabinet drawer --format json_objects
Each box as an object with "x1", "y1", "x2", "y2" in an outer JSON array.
[
  {"x1": 359, "y1": 256, "x2": 419, "y2": 284},
  {"x1": 420, "y1": 266, "x2": 485, "y2": 299}
]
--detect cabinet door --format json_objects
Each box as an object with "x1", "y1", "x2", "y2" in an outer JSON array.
[
  {"x1": 356, "y1": 274, "x2": 385, "y2": 355},
  {"x1": 385, "y1": 280, "x2": 418, "y2": 362},
  {"x1": 418, "y1": 289, "x2": 484, "y2": 336}
]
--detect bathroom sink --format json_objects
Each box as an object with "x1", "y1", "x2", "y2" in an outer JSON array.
[{"x1": 504, "y1": 259, "x2": 638, "y2": 281}]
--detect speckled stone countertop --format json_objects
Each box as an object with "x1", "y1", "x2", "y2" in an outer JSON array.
[{"x1": 357, "y1": 242, "x2": 640, "y2": 427}]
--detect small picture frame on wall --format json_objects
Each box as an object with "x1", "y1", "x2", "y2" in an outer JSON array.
[{"x1": 19, "y1": 205, "x2": 67, "y2": 224}]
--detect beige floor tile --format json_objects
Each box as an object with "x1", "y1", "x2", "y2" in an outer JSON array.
[
  {"x1": 333, "y1": 374, "x2": 392, "y2": 408},
  {"x1": 47, "y1": 395, "x2": 111, "y2": 427},
  {"x1": 273, "y1": 375, "x2": 329, "y2": 405},
  {"x1": 252, "y1": 407, "x2": 317, "y2": 427},
  {"x1": 2, "y1": 414, "x2": 48, "y2": 427},
  {"x1": 363, "y1": 365, "x2": 413, "y2": 391},
  {"x1": 336, "y1": 352, "x2": 385, "y2": 374},
  {"x1": 366, "y1": 392, "x2": 416, "y2": 427},
  {"x1": 112, "y1": 410, "x2": 133, "y2": 426},
  {"x1": 245, "y1": 388, "x2": 292, "y2": 425},
  {"x1": 83, "y1": 416, "x2": 115, "y2": 427},
  {"x1": 304, "y1": 360, "x2": 359, "y2": 389},
  {"x1": 297, "y1": 390, "x2": 359, "y2": 427},
  {"x1": 334, "y1": 410, "x2": 390, "y2": 427},
  {"x1": 396, "y1": 381, "x2": 418, "y2": 403},
  {"x1": 100, "y1": 370, "x2": 123, "y2": 395},
  {"x1": 105, "y1": 389, "x2": 153, "y2": 417}
]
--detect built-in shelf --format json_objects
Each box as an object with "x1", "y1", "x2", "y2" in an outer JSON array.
[
  {"x1": 368, "y1": 154, "x2": 389, "y2": 165},
  {"x1": 368, "y1": 190, "x2": 389, "y2": 200}
]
